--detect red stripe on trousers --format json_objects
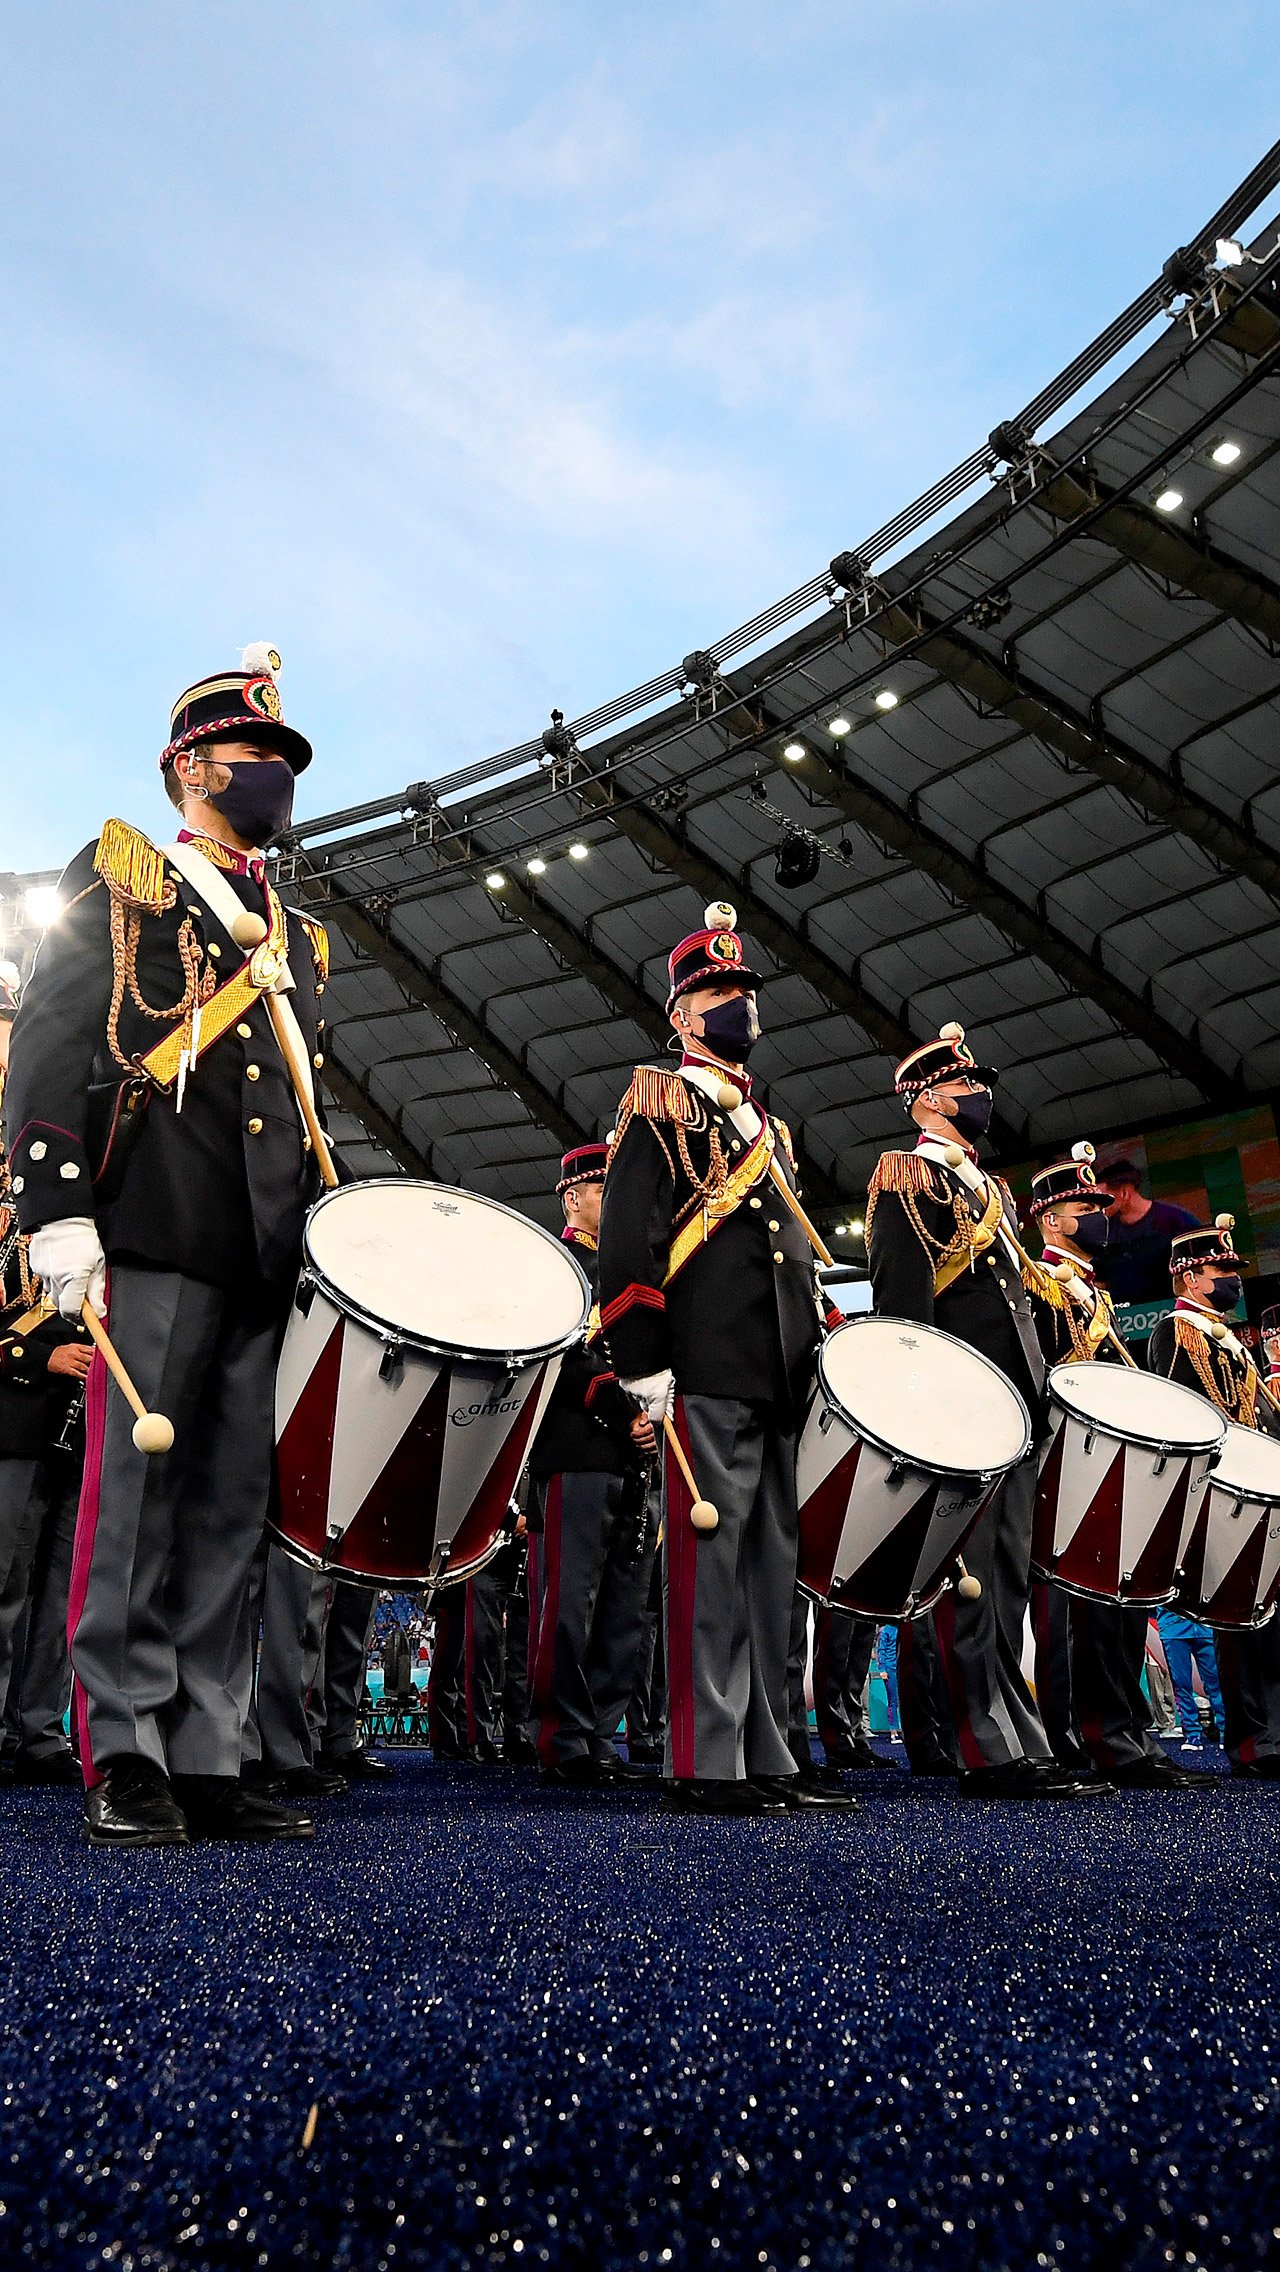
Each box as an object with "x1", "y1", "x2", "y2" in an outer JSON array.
[
  {"x1": 665, "y1": 1396, "x2": 698, "y2": 1780},
  {"x1": 931, "y1": 1594, "x2": 987, "y2": 1771},
  {"x1": 66, "y1": 1274, "x2": 111, "y2": 1790},
  {"x1": 533, "y1": 1479, "x2": 563, "y2": 1767}
]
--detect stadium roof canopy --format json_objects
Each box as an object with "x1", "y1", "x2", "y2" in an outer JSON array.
[
  {"x1": 11, "y1": 146, "x2": 1280, "y2": 1238},
  {"x1": 275, "y1": 140, "x2": 1280, "y2": 1234}
]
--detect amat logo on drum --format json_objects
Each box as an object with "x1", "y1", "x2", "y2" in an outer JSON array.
[{"x1": 451, "y1": 1397, "x2": 524, "y2": 1427}]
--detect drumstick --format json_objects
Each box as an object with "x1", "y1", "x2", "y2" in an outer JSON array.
[
  {"x1": 265, "y1": 993, "x2": 339, "y2": 1190},
  {"x1": 80, "y1": 1302, "x2": 175, "y2": 1454},
  {"x1": 765, "y1": 1157, "x2": 836, "y2": 1268},
  {"x1": 955, "y1": 1554, "x2": 982, "y2": 1601},
  {"x1": 662, "y1": 1414, "x2": 720, "y2": 1534}
]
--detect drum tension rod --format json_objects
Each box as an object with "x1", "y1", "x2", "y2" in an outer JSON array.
[
  {"x1": 379, "y1": 1337, "x2": 405, "y2": 1383},
  {"x1": 295, "y1": 1278, "x2": 317, "y2": 1317}
]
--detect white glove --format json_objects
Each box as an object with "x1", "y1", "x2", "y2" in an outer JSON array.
[
  {"x1": 29, "y1": 1217, "x2": 107, "y2": 1322},
  {"x1": 622, "y1": 1369, "x2": 675, "y2": 1426}
]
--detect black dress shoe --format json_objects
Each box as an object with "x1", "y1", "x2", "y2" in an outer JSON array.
[
  {"x1": 1231, "y1": 1756, "x2": 1280, "y2": 1780},
  {"x1": 471, "y1": 1739, "x2": 506, "y2": 1765},
  {"x1": 754, "y1": 1774, "x2": 859, "y2": 1812},
  {"x1": 959, "y1": 1760, "x2": 1102, "y2": 1800},
  {"x1": 663, "y1": 1778, "x2": 788, "y2": 1816},
  {"x1": 503, "y1": 1734, "x2": 540, "y2": 1765},
  {"x1": 85, "y1": 1757, "x2": 189, "y2": 1847},
  {"x1": 322, "y1": 1748, "x2": 393, "y2": 1780},
  {"x1": 540, "y1": 1757, "x2": 609, "y2": 1788},
  {"x1": 171, "y1": 1776, "x2": 314, "y2": 1840},
  {"x1": 608, "y1": 1757, "x2": 658, "y2": 1779},
  {"x1": 241, "y1": 1759, "x2": 287, "y2": 1796},
  {"x1": 1112, "y1": 1753, "x2": 1217, "y2": 1790},
  {"x1": 282, "y1": 1764, "x2": 349, "y2": 1798},
  {"x1": 625, "y1": 1745, "x2": 664, "y2": 1766},
  {"x1": 12, "y1": 1750, "x2": 82, "y2": 1787}
]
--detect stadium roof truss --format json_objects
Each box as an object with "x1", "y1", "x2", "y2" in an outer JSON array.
[{"x1": 253, "y1": 150, "x2": 1280, "y2": 1228}]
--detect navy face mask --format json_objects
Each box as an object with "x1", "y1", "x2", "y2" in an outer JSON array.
[
  {"x1": 1072, "y1": 1209, "x2": 1111, "y2": 1256},
  {"x1": 207, "y1": 756, "x2": 295, "y2": 846},
  {"x1": 698, "y1": 994, "x2": 760, "y2": 1063},
  {"x1": 948, "y1": 1088, "x2": 993, "y2": 1143},
  {"x1": 1209, "y1": 1274, "x2": 1243, "y2": 1314}
]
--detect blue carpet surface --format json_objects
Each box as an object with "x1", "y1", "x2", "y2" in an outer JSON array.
[{"x1": 1, "y1": 1754, "x2": 1279, "y2": 2271}]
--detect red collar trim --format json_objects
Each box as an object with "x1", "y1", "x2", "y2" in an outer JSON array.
[
  {"x1": 1042, "y1": 1244, "x2": 1092, "y2": 1279},
  {"x1": 562, "y1": 1226, "x2": 598, "y2": 1252},
  {"x1": 177, "y1": 828, "x2": 265, "y2": 882}
]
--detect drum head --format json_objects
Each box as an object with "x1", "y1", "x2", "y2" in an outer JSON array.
[
  {"x1": 1048, "y1": 1363, "x2": 1225, "y2": 1453},
  {"x1": 303, "y1": 1181, "x2": 591, "y2": 1359},
  {"x1": 818, "y1": 1316, "x2": 1031, "y2": 1477},
  {"x1": 1211, "y1": 1419, "x2": 1280, "y2": 1501}
]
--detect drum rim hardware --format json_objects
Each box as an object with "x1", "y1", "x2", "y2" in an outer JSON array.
[
  {"x1": 817, "y1": 1313, "x2": 1032, "y2": 1483},
  {"x1": 1048, "y1": 1361, "x2": 1226, "y2": 1459},
  {"x1": 301, "y1": 1178, "x2": 592, "y2": 1366}
]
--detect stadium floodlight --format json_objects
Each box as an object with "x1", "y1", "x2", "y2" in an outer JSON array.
[
  {"x1": 526, "y1": 856, "x2": 547, "y2": 876},
  {"x1": 1154, "y1": 487, "x2": 1183, "y2": 514},
  {"x1": 874, "y1": 689, "x2": 899, "y2": 711},
  {"x1": 568, "y1": 842, "x2": 589, "y2": 860},
  {"x1": 782, "y1": 741, "x2": 806, "y2": 762},
  {"x1": 1216, "y1": 238, "x2": 1246, "y2": 268},
  {"x1": 850, "y1": 1217, "x2": 865, "y2": 1236},
  {"x1": 24, "y1": 886, "x2": 62, "y2": 927},
  {"x1": 827, "y1": 716, "x2": 851, "y2": 738},
  {"x1": 484, "y1": 872, "x2": 506, "y2": 891},
  {"x1": 1210, "y1": 439, "x2": 1242, "y2": 467}
]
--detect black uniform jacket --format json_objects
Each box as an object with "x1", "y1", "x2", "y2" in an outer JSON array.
[
  {"x1": 866, "y1": 1144, "x2": 1045, "y2": 1417},
  {"x1": 529, "y1": 1231, "x2": 642, "y2": 1481},
  {"x1": 597, "y1": 1065, "x2": 822, "y2": 1414},
  {"x1": 1148, "y1": 1308, "x2": 1280, "y2": 1440},
  {"x1": 1028, "y1": 1254, "x2": 1124, "y2": 1371},
  {"x1": 3, "y1": 825, "x2": 327, "y2": 1294},
  {"x1": 0, "y1": 1247, "x2": 89, "y2": 1460}
]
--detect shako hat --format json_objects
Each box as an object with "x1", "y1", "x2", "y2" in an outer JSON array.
[
  {"x1": 894, "y1": 1020, "x2": 998, "y2": 1099},
  {"x1": 666, "y1": 902, "x2": 765, "y2": 1012},
  {"x1": 160, "y1": 643, "x2": 313, "y2": 775},
  {"x1": 557, "y1": 1142, "x2": 609, "y2": 1196},
  {"x1": 1170, "y1": 1215, "x2": 1245, "y2": 1276},
  {"x1": 1029, "y1": 1142, "x2": 1115, "y2": 1219}
]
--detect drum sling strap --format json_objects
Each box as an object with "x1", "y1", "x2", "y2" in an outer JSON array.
[
  {"x1": 664, "y1": 1120, "x2": 775, "y2": 1284},
  {"x1": 137, "y1": 842, "x2": 316, "y2": 1133}
]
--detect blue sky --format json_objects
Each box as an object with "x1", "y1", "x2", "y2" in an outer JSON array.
[{"x1": 4, "y1": 1, "x2": 1279, "y2": 870}]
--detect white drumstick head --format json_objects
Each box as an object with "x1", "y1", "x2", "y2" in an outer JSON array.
[
  {"x1": 957, "y1": 1572, "x2": 982, "y2": 1601},
  {"x1": 1209, "y1": 1319, "x2": 1230, "y2": 1342},
  {"x1": 231, "y1": 911, "x2": 269, "y2": 950},
  {"x1": 1053, "y1": 1261, "x2": 1076, "y2": 1283},
  {"x1": 942, "y1": 1143, "x2": 965, "y2": 1168},
  {"x1": 132, "y1": 1412, "x2": 175, "y2": 1455},
  {"x1": 716, "y1": 1082, "x2": 743, "y2": 1112},
  {"x1": 690, "y1": 1499, "x2": 719, "y2": 1533}
]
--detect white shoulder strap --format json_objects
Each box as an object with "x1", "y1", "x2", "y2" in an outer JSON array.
[{"x1": 163, "y1": 839, "x2": 314, "y2": 1111}]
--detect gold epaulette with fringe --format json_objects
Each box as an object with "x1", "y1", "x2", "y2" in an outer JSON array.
[
  {"x1": 612, "y1": 1065, "x2": 699, "y2": 1149},
  {"x1": 293, "y1": 908, "x2": 331, "y2": 985},
  {"x1": 866, "y1": 1151, "x2": 946, "y2": 1205},
  {"x1": 93, "y1": 818, "x2": 171, "y2": 914},
  {"x1": 774, "y1": 1116, "x2": 797, "y2": 1173}
]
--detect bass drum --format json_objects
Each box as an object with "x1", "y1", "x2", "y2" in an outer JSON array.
[
  {"x1": 796, "y1": 1315, "x2": 1031, "y2": 1619},
  {"x1": 1032, "y1": 1363, "x2": 1225, "y2": 1605},
  {"x1": 1174, "y1": 1419, "x2": 1280, "y2": 1630},
  {"x1": 271, "y1": 1181, "x2": 590, "y2": 1592}
]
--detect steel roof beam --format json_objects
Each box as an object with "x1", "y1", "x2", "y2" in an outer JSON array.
[
  {"x1": 774, "y1": 727, "x2": 1242, "y2": 1107},
  {"x1": 870, "y1": 587, "x2": 1280, "y2": 906},
  {"x1": 1039, "y1": 455, "x2": 1280, "y2": 650},
  {"x1": 303, "y1": 872, "x2": 591, "y2": 1153},
  {"x1": 321, "y1": 1050, "x2": 434, "y2": 1179}
]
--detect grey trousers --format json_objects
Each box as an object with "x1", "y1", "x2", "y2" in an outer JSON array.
[
  {"x1": 5, "y1": 1450, "x2": 81, "y2": 1758},
  {"x1": 931, "y1": 1455, "x2": 1052, "y2": 1771},
  {"x1": 315, "y1": 1579, "x2": 378, "y2": 1757},
  {"x1": 71, "y1": 1266, "x2": 282, "y2": 1784},
  {"x1": 663, "y1": 1396, "x2": 798, "y2": 1783},
  {"x1": 626, "y1": 1548, "x2": 667, "y2": 1758},
  {"x1": 530, "y1": 1470, "x2": 656, "y2": 1767},
  {"x1": 244, "y1": 1545, "x2": 329, "y2": 1771}
]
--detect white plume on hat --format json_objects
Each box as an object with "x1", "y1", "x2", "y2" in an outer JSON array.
[
  {"x1": 704, "y1": 901, "x2": 737, "y2": 930},
  {"x1": 240, "y1": 642, "x2": 282, "y2": 678},
  {"x1": 1071, "y1": 1141, "x2": 1096, "y2": 1164}
]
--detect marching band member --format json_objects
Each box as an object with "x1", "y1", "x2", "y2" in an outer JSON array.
[
  {"x1": 1026, "y1": 1150, "x2": 1209, "y2": 1791},
  {"x1": 866, "y1": 1024, "x2": 1100, "y2": 1799},
  {"x1": 1149, "y1": 1219, "x2": 1280, "y2": 1781},
  {"x1": 3, "y1": 648, "x2": 326, "y2": 1846},
  {"x1": 528, "y1": 1143, "x2": 658, "y2": 1787},
  {"x1": 598, "y1": 905, "x2": 851, "y2": 1815}
]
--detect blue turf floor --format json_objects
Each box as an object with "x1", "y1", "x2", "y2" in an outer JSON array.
[{"x1": 1, "y1": 1751, "x2": 1278, "y2": 2271}]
